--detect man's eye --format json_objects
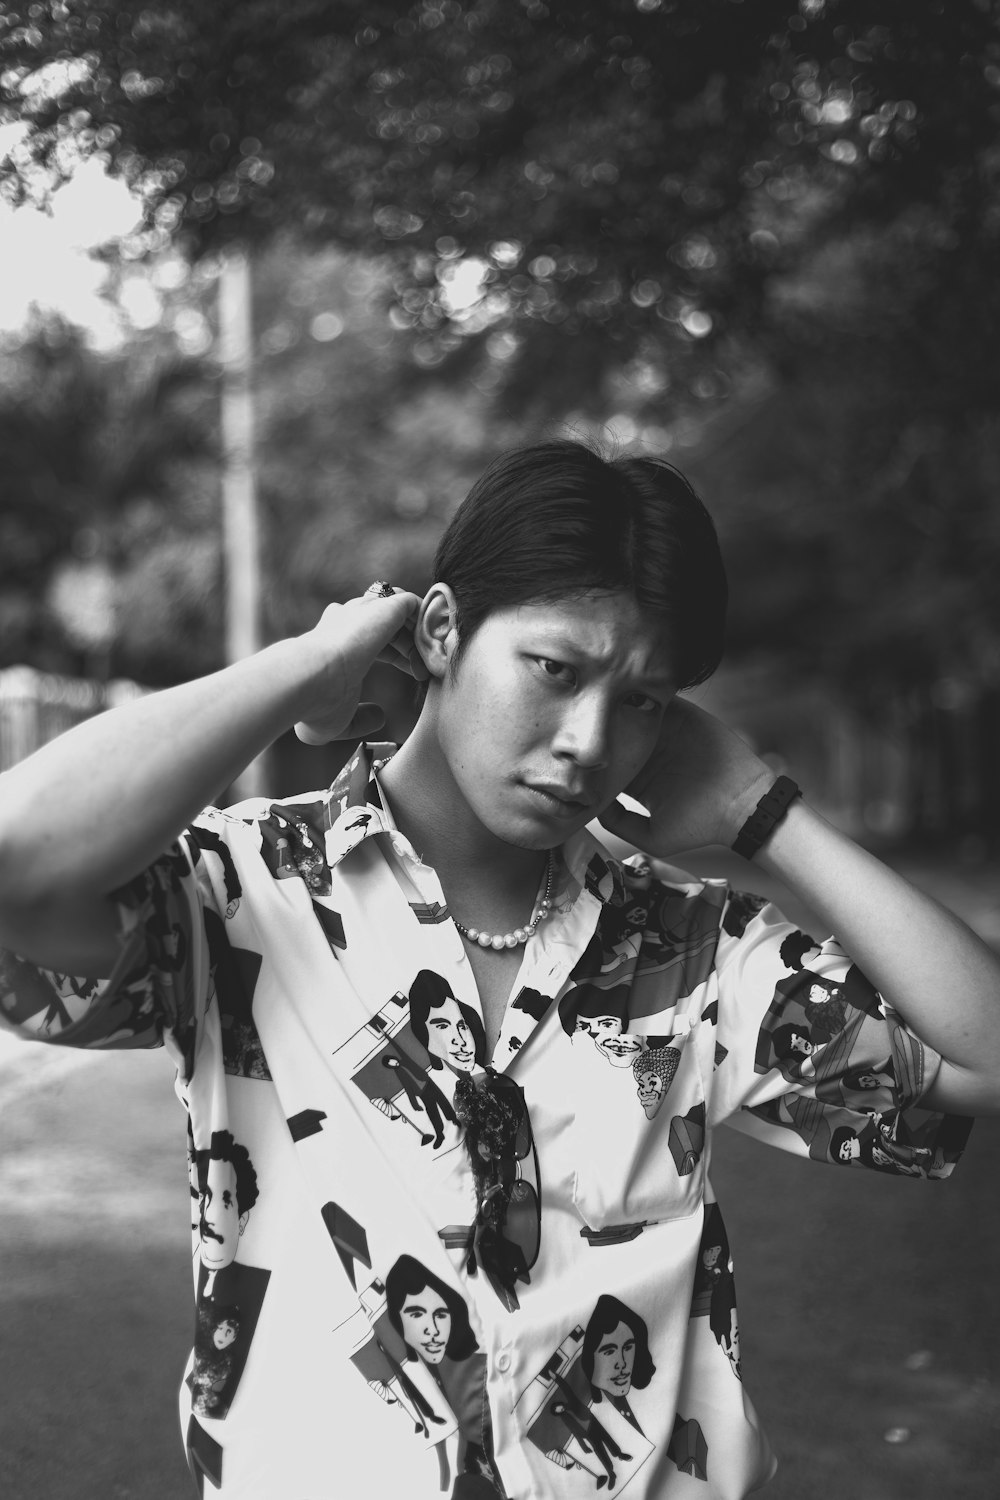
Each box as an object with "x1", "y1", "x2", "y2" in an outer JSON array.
[
  {"x1": 536, "y1": 658, "x2": 575, "y2": 684},
  {"x1": 623, "y1": 692, "x2": 660, "y2": 712}
]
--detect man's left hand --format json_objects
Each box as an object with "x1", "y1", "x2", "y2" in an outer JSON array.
[{"x1": 597, "y1": 699, "x2": 774, "y2": 858}]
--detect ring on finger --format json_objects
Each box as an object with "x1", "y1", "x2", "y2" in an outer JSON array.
[{"x1": 365, "y1": 579, "x2": 396, "y2": 598}]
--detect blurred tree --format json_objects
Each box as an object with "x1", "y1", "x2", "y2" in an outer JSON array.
[
  {"x1": 3, "y1": 0, "x2": 1000, "y2": 833},
  {"x1": 0, "y1": 318, "x2": 219, "y2": 680},
  {"x1": 0, "y1": 243, "x2": 518, "y2": 684},
  {"x1": 2, "y1": 0, "x2": 997, "y2": 396}
]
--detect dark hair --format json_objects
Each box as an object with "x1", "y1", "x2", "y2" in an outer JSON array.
[
  {"x1": 779, "y1": 930, "x2": 818, "y2": 971},
  {"x1": 408, "y1": 968, "x2": 487, "y2": 1066},
  {"x1": 558, "y1": 981, "x2": 631, "y2": 1036},
  {"x1": 581, "y1": 1294, "x2": 655, "y2": 1393},
  {"x1": 433, "y1": 440, "x2": 727, "y2": 690},
  {"x1": 384, "y1": 1255, "x2": 478, "y2": 1361},
  {"x1": 197, "y1": 1129, "x2": 259, "y2": 1215},
  {"x1": 829, "y1": 1125, "x2": 861, "y2": 1164},
  {"x1": 770, "y1": 1023, "x2": 814, "y2": 1060}
]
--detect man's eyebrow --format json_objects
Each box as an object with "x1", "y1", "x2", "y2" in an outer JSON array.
[{"x1": 527, "y1": 632, "x2": 674, "y2": 683}]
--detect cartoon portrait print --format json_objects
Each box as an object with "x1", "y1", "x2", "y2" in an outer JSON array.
[
  {"x1": 386, "y1": 1255, "x2": 477, "y2": 1369},
  {"x1": 195, "y1": 1130, "x2": 259, "y2": 1297},
  {"x1": 691, "y1": 1203, "x2": 741, "y2": 1381},
  {"x1": 334, "y1": 973, "x2": 485, "y2": 1156},
  {"x1": 559, "y1": 983, "x2": 643, "y2": 1067},
  {"x1": 190, "y1": 1302, "x2": 241, "y2": 1417},
  {"x1": 631, "y1": 1044, "x2": 681, "y2": 1120},
  {"x1": 520, "y1": 1298, "x2": 657, "y2": 1495},
  {"x1": 348, "y1": 1256, "x2": 501, "y2": 1497},
  {"x1": 189, "y1": 1130, "x2": 271, "y2": 1422},
  {"x1": 583, "y1": 1296, "x2": 657, "y2": 1428},
  {"x1": 409, "y1": 969, "x2": 486, "y2": 1076}
]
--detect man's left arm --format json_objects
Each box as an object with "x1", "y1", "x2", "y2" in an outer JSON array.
[
  {"x1": 754, "y1": 799, "x2": 1000, "y2": 1116},
  {"x1": 599, "y1": 698, "x2": 1000, "y2": 1118}
]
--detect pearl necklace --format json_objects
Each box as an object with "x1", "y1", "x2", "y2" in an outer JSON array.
[
  {"x1": 452, "y1": 852, "x2": 557, "y2": 951},
  {"x1": 371, "y1": 752, "x2": 557, "y2": 951}
]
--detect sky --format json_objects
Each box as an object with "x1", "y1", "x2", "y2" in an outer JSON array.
[{"x1": 0, "y1": 132, "x2": 146, "y2": 346}]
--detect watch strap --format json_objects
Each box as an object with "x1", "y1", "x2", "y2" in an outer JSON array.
[{"x1": 731, "y1": 775, "x2": 801, "y2": 860}]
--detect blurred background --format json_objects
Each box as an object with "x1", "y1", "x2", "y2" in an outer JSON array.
[{"x1": 1, "y1": 2, "x2": 999, "y2": 1496}]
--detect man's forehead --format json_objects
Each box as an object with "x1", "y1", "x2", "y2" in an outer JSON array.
[{"x1": 512, "y1": 595, "x2": 675, "y2": 679}]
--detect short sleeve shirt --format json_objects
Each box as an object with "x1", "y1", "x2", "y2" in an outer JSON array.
[{"x1": 0, "y1": 744, "x2": 971, "y2": 1499}]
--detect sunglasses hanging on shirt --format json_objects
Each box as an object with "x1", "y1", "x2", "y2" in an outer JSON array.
[{"x1": 453, "y1": 1069, "x2": 541, "y2": 1313}]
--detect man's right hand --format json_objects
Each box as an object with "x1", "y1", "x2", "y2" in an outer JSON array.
[{"x1": 293, "y1": 588, "x2": 428, "y2": 746}]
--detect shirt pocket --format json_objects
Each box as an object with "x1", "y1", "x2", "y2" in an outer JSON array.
[{"x1": 569, "y1": 1017, "x2": 707, "y2": 1234}]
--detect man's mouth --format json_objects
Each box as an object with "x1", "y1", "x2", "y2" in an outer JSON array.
[{"x1": 522, "y1": 783, "x2": 588, "y2": 817}]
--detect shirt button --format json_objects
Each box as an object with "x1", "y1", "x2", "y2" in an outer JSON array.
[{"x1": 496, "y1": 1350, "x2": 511, "y2": 1374}]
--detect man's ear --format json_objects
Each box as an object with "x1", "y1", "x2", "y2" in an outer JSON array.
[{"x1": 415, "y1": 583, "x2": 460, "y2": 681}]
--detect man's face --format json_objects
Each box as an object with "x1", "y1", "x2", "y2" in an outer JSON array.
[
  {"x1": 425, "y1": 996, "x2": 475, "y2": 1071},
  {"x1": 789, "y1": 1033, "x2": 813, "y2": 1055},
  {"x1": 591, "y1": 1319, "x2": 636, "y2": 1398},
  {"x1": 837, "y1": 1136, "x2": 861, "y2": 1163},
  {"x1": 199, "y1": 1157, "x2": 243, "y2": 1271},
  {"x1": 400, "y1": 1286, "x2": 451, "y2": 1365},
  {"x1": 430, "y1": 592, "x2": 675, "y2": 852}
]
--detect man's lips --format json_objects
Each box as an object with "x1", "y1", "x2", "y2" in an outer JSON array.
[{"x1": 522, "y1": 782, "x2": 590, "y2": 815}]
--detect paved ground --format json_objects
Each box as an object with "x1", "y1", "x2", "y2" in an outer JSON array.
[{"x1": 2, "y1": 855, "x2": 999, "y2": 1499}]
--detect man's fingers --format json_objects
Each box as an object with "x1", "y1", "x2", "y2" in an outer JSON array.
[
  {"x1": 294, "y1": 702, "x2": 386, "y2": 746},
  {"x1": 597, "y1": 800, "x2": 651, "y2": 847}
]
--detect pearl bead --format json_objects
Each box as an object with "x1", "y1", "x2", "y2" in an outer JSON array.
[
  {"x1": 491, "y1": 934, "x2": 506, "y2": 950},
  {"x1": 465, "y1": 927, "x2": 479, "y2": 942},
  {"x1": 516, "y1": 928, "x2": 528, "y2": 943},
  {"x1": 477, "y1": 932, "x2": 492, "y2": 948},
  {"x1": 504, "y1": 932, "x2": 519, "y2": 948}
]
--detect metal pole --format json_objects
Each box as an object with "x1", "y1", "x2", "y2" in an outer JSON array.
[{"x1": 219, "y1": 246, "x2": 269, "y2": 801}]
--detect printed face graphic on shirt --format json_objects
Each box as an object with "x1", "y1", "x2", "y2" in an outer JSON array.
[
  {"x1": 596, "y1": 1030, "x2": 645, "y2": 1068},
  {"x1": 424, "y1": 995, "x2": 476, "y2": 1071},
  {"x1": 837, "y1": 1134, "x2": 861, "y2": 1163},
  {"x1": 199, "y1": 1156, "x2": 247, "y2": 1270},
  {"x1": 635, "y1": 1065, "x2": 666, "y2": 1117},
  {"x1": 213, "y1": 1317, "x2": 239, "y2": 1351},
  {"x1": 400, "y1": 1285, "x2": 452, "y2": 1365},
  {"x1": 576, "y1": 1012, "x2": 642, "y2": 1067},
  {"x1": 632, "y1": 1044, "x2": 681, "y2": 1119},
  {"x1": 591, "y1": 1319, "x2": 637, "y2": 1397}
]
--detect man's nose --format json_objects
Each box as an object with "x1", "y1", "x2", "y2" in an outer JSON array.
[{"x1": 553, "y1": 692, "x2": 611, "y2": 767}]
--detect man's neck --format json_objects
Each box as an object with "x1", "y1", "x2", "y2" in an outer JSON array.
[{"x1": 377, "y1": 715, "x2": 547, "y2": 910}]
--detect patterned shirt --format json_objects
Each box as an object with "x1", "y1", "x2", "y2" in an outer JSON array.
[{"x1": 0, "y1": 744, "x2": 971, "y2": 1500}]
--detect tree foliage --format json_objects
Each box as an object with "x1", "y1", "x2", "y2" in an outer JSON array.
[
  {"x1": 2, "y1": 0, "x2": 998, "y2": 379},
  {"x1": 3, "y1": 0, "x2": 1000, "y2": 717}
]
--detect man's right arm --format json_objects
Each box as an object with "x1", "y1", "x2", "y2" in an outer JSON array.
[{"x1": 0, "y1": 592, "x2": 423, "y2": 977}]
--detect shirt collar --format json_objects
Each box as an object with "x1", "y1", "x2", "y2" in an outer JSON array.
[
  {"x1": 322, "y1": 741, "x2": 397, "y2": 868},
  {"x1": 323, "y1": 741, "x2": 627, "y2": 909}
]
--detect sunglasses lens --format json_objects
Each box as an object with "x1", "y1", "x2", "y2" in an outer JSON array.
[{"x1": 505, "y1": 1178, "x2": 540, "y2": 1268}]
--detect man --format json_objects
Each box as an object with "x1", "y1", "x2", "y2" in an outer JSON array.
[{"x1": 1, "y1": 440, "x2": 999, "y2": 1498}]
